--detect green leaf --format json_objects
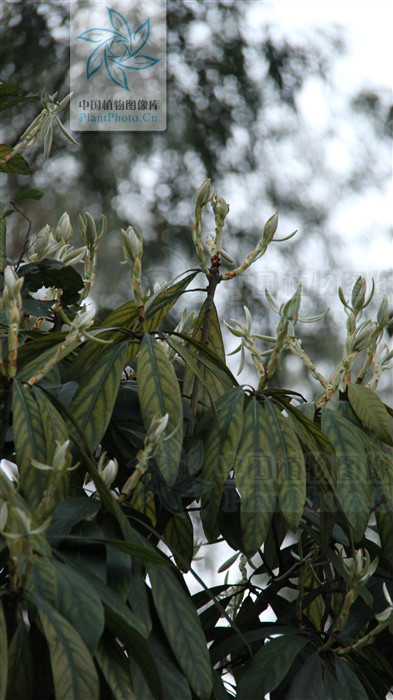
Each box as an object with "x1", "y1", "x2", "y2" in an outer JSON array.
[
  {"x1": 14, "y1": 188, "x2": 43, "y2": 201},
  {"x1": 201, "y1": 387, "x2": 244, "y2": 541},
  {"x1": 235, "y1": 398, "x2": 277, "y2": 556},
  {"x1": 18, "y1": 259, "x2": 84, "y2": 305},
  {"x1": 52, "y1": 533, "x2": 170, "y2": 566},
  {"x1": 68, "y1": 342, "x2": 128, "y2": 453},
  {"x1": 5, "y1": 620, "x2": 34, "y2": 700},
  {"x1": 335, "y1": 657, "x2": 369, "y2": 699},
  {"x1": 104, "y1": 607, "x2": 162, "y2": 700},
  {"x1": 47, "y1": 496, "x2": 101, "y2": 538},
  {"x1": 321, "y1": 409, "x2": 371, "y2": 540},
  {"x1": 148, "y1": 563, "x2": 213, "y2": 699},
  {"x1": 286, "y1": 653, "x2": 323, "y2": 699},
  {"x1": 66, "y1": 300, "x2": 139, "y2": 378},
  {"x1": 0, "y1": 599, "x2": 7, "y2": 700},
  {"x1": 183, "y1": 300, "x2": 227, "y2": 412},
  {"x1": 95, "y1": 636, "x2": 136, "y2": 700},
  {"x1": 12, "y1": 379, "x2": 48, "y2": 508},
  {"x1": 145, "y1": 271, "x2": 199, "y2": 330},
  {"x1": 33, "y1": 594, "x2": 100, "y2": 700},
  {"x1": 348, "y1": 383, "x2": 393, "y2": 445},
  {"x1": 51, "y1": 559, "x2": 105, "y2": 654},
  {"x1": 265, "y1": 400, "x2": 306, "y2": 530},
  {"x1": 163, "y1": 512, "x2": 194, "y2": 572},
  {"x1": 0, "y1": 144, "x2": 32, "y2": 174},
  {"x1": 137, "y1": 334, "x2": 183, "y2": 486},
  {"x1": 237, "y1": 634, "x2": 309, "y2": 700}
]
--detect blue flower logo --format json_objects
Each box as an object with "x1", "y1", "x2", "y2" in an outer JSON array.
[{"x1": 76, "y1": 6, "x2": 160, "y2": 92}]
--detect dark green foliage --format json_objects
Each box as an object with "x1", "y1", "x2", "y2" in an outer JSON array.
[{"x1": 0, "y1": 89, "x2": 392, "y2": 700}]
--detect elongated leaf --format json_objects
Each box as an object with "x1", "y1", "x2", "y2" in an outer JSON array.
[
  {"x1": 335, "y1": 657, "x2": 369, "y2": 699},
  {"x1": 148, "y1": 564, "x2": 213, "y2": 699},
  {"x1": 183, "y1": 300, "x2": 227, "y2": 411},
  {"x1": 348, "y1": 383, "x2": 393, "y2": 445},
  {"x1": 0, "y1": 599, "x2": 6, "y2": 700},
  {"x1": 201, "y1": 388, "x2": 244, "y2": 541},
  {"x1": 286, "y1": 653, "x2": 323, "y2": 699},
  {"x1": 144, "y1": 271, "x2": 199, "y2": 330},
  {"x1": 321, "y1": 409, "x2": 371, "y2": 540},
  {"x1": 235, "y1": 398, "x2": 277, "y2": 556},
  {"x1": 12, "y1": 379, "x2": 48, "y2": 508},
  {"x1": 47, "y1": 496, "x2": 101, "y2": 538},
  {"x1": 237, "y1": 634, "x2": 310, "y2": 700},
  {"x1": 265, "y1": 400, "x2": 306, "y2": 530},
  {"x1": 51, "y1": 559, "x2": 105, "y2": 654},
  {"x1": 5, "y1": 620, "x2": 34, "y2": 700},
  {"x1": 137, "y1": 334, "x2": 183, "y2": 486},
  {"x1": 34, "y1": 594, "x2": 99, "y2": 700},
  {"x1": 163, "y1": 512, "x2": 194, "y2": 572},
  {"x1": 68, "y1": 342, "x2": 128, "y2": 452},
  {"x1": 163, "y1": 335, "x2": 222, "y2": 410},
  {"x1": 66, "y1": 300, "x2": 139, "y2": 378},
  {"x1": 105, "y1": 607, "x2": 162, "y2": 700},
  {"x1": 33, "y1": 388, "x2": 70, "y2": 501},
  {"x1": 95, "y1": 637, "x2": 136, "y2": 700}
]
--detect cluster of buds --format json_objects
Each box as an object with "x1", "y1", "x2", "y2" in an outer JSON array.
[
  {"x1": 225, "y1": 305, "x2": 275, "y2": 377},
  {"x1": 0, "y1": 91, "x2": 77, "y2": 168},
  {"x1": 121, "y1": 225, "x2": 144, "y2": 307},
  {"x1": 225, "y1": 285, "x2": 327, "y2": 390},
  {"x1": 205, "y1": 193, "x2": 232, "y2": 262},
  {"x1": 0, "y1": 265, "x2": 24, "y2": 377},
  {"x1": 118, "y1": 412, "x2": 170, "y2": 502},
  {"x1": 29, "y1": 213, "x2": 86, "y2": 268}
]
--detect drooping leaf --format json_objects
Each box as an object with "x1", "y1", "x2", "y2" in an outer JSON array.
[
  {"x1": 46, "y1": 496, "x2": 101, "y2": 539},
  {"x1": 201, "y1": 387, "x2": 244, "y2": 541},
  {"x1": 95, "y1": 636, "x2": 136, "y2": 700},
  {"x1": 144, "y1": 271, "x2": 199, "y2": 330},
  {"x1": 163, "y1": 512, "x2": 194, "y2": 572},
  {"x1": 0, "y1": 598, "x2": 7, "y2": 700},
  {"x1": 137, "y1": 334, "x2": 183, "y2": 486},
  {"x1": 148, "y1": 564, "x2": 213, "y2": 699},
  {"x1": 104, "y1": 606, "x2": 162, "y2": 700},
  {"x1": 12, "y1": 379, "x2": 48, "y2": 508},
  {"x1": 51, "y1": 559, "x2": 105, "y2": 654},
  {"x1": 286, "y1": 653, "x2": 323, "y2": 700},
  {"x1": 235, "y1": 398, "x2": 277, "y2": 556},
  {"x1": 265, "y1": 399, "x2": 306, "y2": 530},
  {"x1": 321, "y1": 409, "x2": 371, "y2": 541},
  {"x1": 237, "y1": 634, "x2": 310, "y2": 700},
  {"x1": 348, "y1": 383, "x2": 393, "y2": 445},
  {"x1": 335, "y1": 657, "x2": 369, "y2": 699},
  {"x1": 68, "y1": 341, "x2": 128, "y2": 452},
  {"x1": 33, "y1": 594, "x2": 100, "y2": 700},
  {"x1": 5, "y1": 620, "x2": 34, "y2": 700},
  {"x1": 183, "y1": 300, "x2": 227, "y2": 412}
]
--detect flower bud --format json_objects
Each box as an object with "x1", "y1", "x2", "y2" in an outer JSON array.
[
  {"x1": 283, "y1": 284, "x2": 302, "y2": 322},
  {"x1": 55, "y1": 212, "x2": 73, "y2": 243},
  {"x1": 351, "y1": 276, "x2": 367, "y2": 312},
  {"x1": 213, "y1": 196, "x2": 230, "y2": 227},
  {"x1": 377, "y1": 296, "x2": 390, "y2": 328},
  {"x1": 352, "y1": 322, "x2": 376, "y2": 351},
  {"x1": 121, "y1": 226, "x2": 143, "y2": 262},
  {"x1": 194, "y1": 179, "x2": 212, "y2": 208},
  {"x1": 262, "y1": 212, "x2": 279, "y2": 244},
  {"x1": 83, "y1": 212, "x2": 97, "y2": 251}
]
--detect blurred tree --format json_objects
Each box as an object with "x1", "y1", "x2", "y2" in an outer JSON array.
[{"x1": 1, "y1": 0, "x2": 391, "y2": 390}]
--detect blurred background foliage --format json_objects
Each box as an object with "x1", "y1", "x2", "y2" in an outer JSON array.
[{"x1": 1, "y1": 0, "x2": 392, "y2": 394}]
